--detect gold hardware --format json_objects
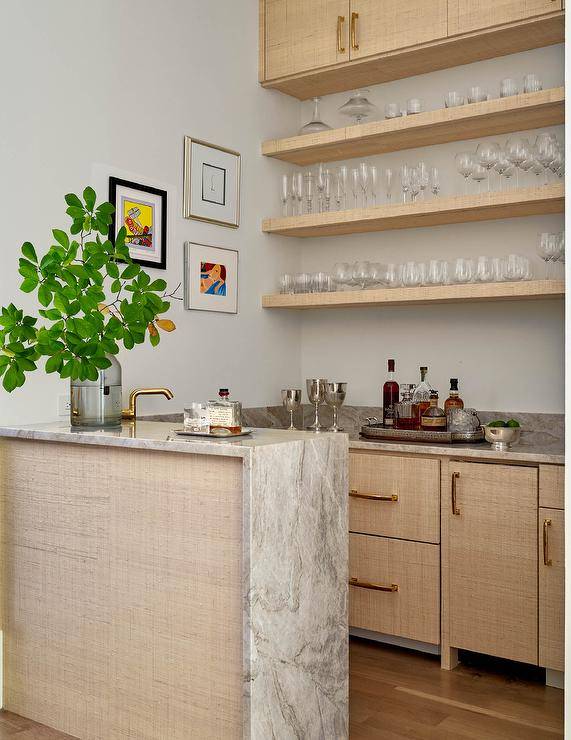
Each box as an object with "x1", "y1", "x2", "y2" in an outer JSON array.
[
  {"x1": 351, "y1": 12, "x2": 359, "y2": 50},
  {"x1": 349, "y1": 489, "x2": 398, "y2": 502},
  {"x1": 349, "y1": 577, "x2": 398, "y2": 592},
  {"x1": 122, "y1": 387, "x2": 174, "y2": 420},
  {"x1": 337, "y1": 15, "x2": 346, "y2": 53},
  {"x1": 451, "y1": 472, "x2": 461, "y2": 515},
  {"x1": 543, "y1": 518, "x2": 552, "y2": 566}
]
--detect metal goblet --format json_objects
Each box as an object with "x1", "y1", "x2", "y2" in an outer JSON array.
[
  {"x1": 306, "y1": 378, "x2": 328, "y2": 431},
  {"x1": 325, "y1": 382, "x2": 347, "y2": 432},
  {"x1": 281, "y1": 389, "x2": 302, "y2": 430}
]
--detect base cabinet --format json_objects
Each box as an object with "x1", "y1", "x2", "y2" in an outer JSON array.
[{"x1": 539, "y1": 508, "x2": 565, "y2": 672}]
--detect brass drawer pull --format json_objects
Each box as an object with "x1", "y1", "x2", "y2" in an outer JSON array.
[
  {"x1": 451, "y1": 472, "x2": 461, "y2": 515},
  {"x1": 349, "y1": 577, "x2": 398, "y2": 593},
  {"x1": 351, "y1": 11, "x2": 359, "y2": 50},
  {"x1": 337, "y1": 15, "x2": 346, "y2": 53},
  {"x1": 543, "y1": 518, "x2": 552, "y2": 566},
  {"x1": 349, "y1": 489, "x2": 398, "y2": 502}
]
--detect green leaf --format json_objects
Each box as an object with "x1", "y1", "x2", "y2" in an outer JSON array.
[
  {"x1": 65, "y1": 193, "x2": 83, "y2": 208},
  {"x1": 22, "y1": 242, "x2": 37, "y2": 263},
  {"x1": 45, "y1": 355, "x2": 62, "y2": 373},
  {"x1": 83, "y1": 215, "x2": 92, "y2": 232},
  {"x1": 2, "y1": 364, "x2": 19, "y2": 392},
  {"x1": 52, "y1": 229, "x2": 69, "y2": 248},
  {"x1": 38, "y1": 285, "x2": 52, "y2": 307},
  {"x1": 16, "y1": 357, "x2": 36, "y2": 372},
  {"x1": 121, "y1": 264, "x2": 140, "y2": 280},
  {"x1": 70, "y1": 220, "x2": 83, "y2": 235},
  {"x1": 96, "y1": 202, "x2": 115, "y2": 215},
  {"x1": 83, "y1": 186, "x2": 96, "y2": 211},
  {"x1": 60, "y1": 360, "x2": 73, "y2": 379},
  {"x1": 66, "y1": 206, "x2": 84, "y2": 219},
  {"x1": 20, "y1": 277, "x2": 38, "y2": 293},
  {"x1": 107, "y1": 262, "x2": 120, "y2": 279},
  {"x1": 18, "y1": 259, "x2": 38, "y2": 279},
  {"x1": 123, "y1": 331, "x2": 134, "y2": 350},
  {"x1": 149, "y1": 330, "x2": 160, "y2": 347},
  {"x1": 148, "y1": 278, "x2": 167, "y2": 292}
]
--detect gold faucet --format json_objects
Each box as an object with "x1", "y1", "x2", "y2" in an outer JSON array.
[{"x1": 122, "y1": 388, "x2": 174, "y2": 420}]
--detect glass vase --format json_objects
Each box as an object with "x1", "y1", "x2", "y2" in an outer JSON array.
[{"x1": 70, "y1": 354, "x2": 122, "y2": 428}]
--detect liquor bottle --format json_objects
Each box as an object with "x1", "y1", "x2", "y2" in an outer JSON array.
[
  {"x1": 208, "y1": 388, "x2": 242, "y2": 434},
  {"x1": 382, "y1": 359, "x2": 399, "y2": 428},
  {"x1": 394, "y1": 384, "x2": 417, "y2": 430},
  {"x1": 421, "y1": 390, "x2": 447, "y2": 431},
  {"x1": 444, "y1": 378, "x2": 464, "y2": 413},
  {"x1": 412, "y1": 366, "x2": 432, "y2": 426}
]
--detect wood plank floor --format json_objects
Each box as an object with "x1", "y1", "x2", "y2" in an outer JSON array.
[{"x1": 0, "y1": 637, "x2": 563, "y2": 739}]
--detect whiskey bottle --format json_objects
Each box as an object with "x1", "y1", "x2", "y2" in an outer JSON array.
[
  {"x1": 208, "y1": 389, "x2": 242, "y2": 434},
  {"x1": 382, "y1": 359, "x2": 399, "y2": 428},
  {"x1": 412, "y1": 366, "x2": 432, "y2": 426},
  {"x1": 395, "y1": 384, "x2": 417, "y2": 430},
  {"x1": 444, "y1": 378, "x2": 464, "y2": 413},
  {"x1": 421, "y1": 390, "x2": 447, "y2": 431}
]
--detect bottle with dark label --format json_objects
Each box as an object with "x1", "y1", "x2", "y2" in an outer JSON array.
[
  {"x1": 412, "y1": 366, "x2": 432, "y2": 427},
  {"x1": 382, "y1": 359, "x2": 399, "y2": 428},
  {"x1": 444, "y1": 378, "x2": 464, "y2": 413},
  {"x1": 421, "y1": 390, "x2": 447, "y2": 431}
]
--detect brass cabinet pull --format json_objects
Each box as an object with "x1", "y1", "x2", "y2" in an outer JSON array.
[
  {"x1": 349, "y1": 577, "x2": 398, "y2": 592},
  {"x1": 543, "y1": 518, "x2": 552, "y2": 566},
  {"x1": 337, "y1": 15, "x2": 346, "y2": 53},
  {"x1": 349, "y1": 489, "x2": 398, "y2": 502},
  {"x1": 451, "y1": 472, "x2": 461, "y2": 515},
  {"x1": 351, "y1": 12, "x2": 359, "y2": 50}
]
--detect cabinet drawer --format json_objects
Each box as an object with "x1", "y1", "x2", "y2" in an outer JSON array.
[
  {"x1": 349, "y1": 452, "x2": 440, "y2": 543},
  {"x1": 349, "y1": 532, "x2": 440, "y2": 644},
  {"x1": 539, "y1": 465, "x2": 564, "y2": 509}
]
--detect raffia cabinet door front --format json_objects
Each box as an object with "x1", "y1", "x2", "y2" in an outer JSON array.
[
  {"x1": 448, "y1": 0, "x2": 562, "y2": 36},
  {"x1": 447, "y1": 462, "x2": 538, "y2": 664},
  {"x1": 539, "y1": 507, "x2": 565, "y2": 671}
]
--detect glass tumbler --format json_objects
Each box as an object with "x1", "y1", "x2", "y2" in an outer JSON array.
[
  {"x1": 500, "y1": 78, "x2": 519, "y2": 98},
  {"x1": 523, "y1": 74, "x2": 542, "y2": 93},
  {"x1": 454, "y1": 258, "x2": 474, "y2": 284}
]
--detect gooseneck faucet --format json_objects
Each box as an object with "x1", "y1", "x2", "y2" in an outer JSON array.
[{"x1": 122, "y1": 388, "x2": 174, "y2": 420}]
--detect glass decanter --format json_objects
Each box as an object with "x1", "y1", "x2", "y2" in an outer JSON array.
[
  {"x1": 338, "y1": 89, "x2": 379, "y2": 125},
  {"x1": 299, "y1": 97, "x2": 332, "y2": 135}
]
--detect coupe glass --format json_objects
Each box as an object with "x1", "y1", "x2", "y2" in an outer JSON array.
[
  {"x1": 299, "y1": 97, "x2": 332, "y2": 135},
  {"x1": 455, "y1": 151, "x2": 474, "y2": 194},
  {"x1": 475, "y1": 142, "x2": 500, "y2": 191},
  {"x1": 338, "y1": 89, "x2": 378, "y2": 124}
]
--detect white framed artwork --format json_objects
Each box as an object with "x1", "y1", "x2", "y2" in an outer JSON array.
[{"x1": 184, "y1": 241, "x2": 238, "y2": 314}]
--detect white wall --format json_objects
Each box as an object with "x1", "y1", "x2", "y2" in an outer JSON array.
[
  {"x1": 0, "y1": 0, "x2": 302, "y2": 424},
  {"x1": 296, "y1": 46, "x2": 565, "y2": 412}
]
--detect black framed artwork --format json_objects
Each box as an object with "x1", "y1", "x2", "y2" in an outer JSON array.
[{"x1": 109, "y1": 177, "x2": 168, "y2": 270}]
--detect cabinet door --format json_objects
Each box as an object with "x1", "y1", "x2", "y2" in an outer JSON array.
[
  {"x1": 448, "y1": 1, "x2": 562, "y2": 36},
  {"x1": 539, "y1": 508, "x2": 565, "y2": 671},
  {"x1": 447, "y1": 462, "x2": 538, "y2": 664},
  {"x1": 348, "y1": 0, "x2": 447, "y2": 59},
  {"x1": 263, "y1": 0, "x2": 350, "y2": 80}
]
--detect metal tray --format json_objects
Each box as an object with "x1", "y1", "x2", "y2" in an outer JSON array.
[
  {"x1": 173, "y1": 428, "x2": 253, "y2": 438},
  {"x1": 360, "y1": 423, "x2": 484, "y2": 444}
]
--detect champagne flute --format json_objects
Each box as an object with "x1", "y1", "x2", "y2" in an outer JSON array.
[
  {"x1": 430, "y1": 166, "x2": 440, "y2": 197},
  {"x1": 369, "y1": 165, "x2": 378, "y2": 206},
  {"x1": 401, "y1": 163, "x2": 411, "y2": 203},
  {"x1": 304, "y1": 171, "x2": 315, "y2": 214},
  {"x1": 336, "y1": 165, "x2": 348, "y2": 210},
  {"x1": 316, "y1": 163, "x2": 326, "y2": 212},
  {"x1": 359, "y1": 162, "x2": 369, "y2": 208},
  {"x1": 294, "y1": 172, "x2": 303, "y2": 215},
  {"x1": 280, "y1": 174, "x2": 289, "y2": 216},
  {"x1": 351, "y1": 168, "x2": 360, "y2": 208},
  {"x1": 417, "y1": 161, "x2": 429, "y2": 200},
  {"x1": 323, "y1": 169, "x2": 333, "y2": 212}
]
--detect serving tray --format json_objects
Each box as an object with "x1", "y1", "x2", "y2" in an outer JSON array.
[
  {"x1": 360, "y1": 423, "x2": 484, "y2": 444},
  {"x1": 173, "y1": 428, "x2": 253, "y2": 438}
]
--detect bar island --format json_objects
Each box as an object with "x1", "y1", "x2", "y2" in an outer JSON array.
[{"x1": 0, "y1": 422, "x2": 348, "y2": 740}]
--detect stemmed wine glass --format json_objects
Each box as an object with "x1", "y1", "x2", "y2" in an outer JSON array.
[
  {"x1": 505, "y1": 136, "x2": 530, "y2": 188},
  {"x1": 281, "y1": 389, "x2": 302, "y2": 430},
  {"x1": 306, "y1": 378, "x2": 328, "y2": 432},
  {"x1": 475, "y1": 142, "x2": 500, "y2": 191},
  {"x1": 325, "y1": 382, "x2": 347, "y2": 432},
  {"x1": 535, "y1": 133, "x2": 556, "y2": 185},
  {"x1": 299, "y1": 97, "x2": 332, "y2": 135},
  {"x1": 538, "y1": 232, "x2": 560, "y2": 279},
  {"x1": 470, "y1": 163, "x2": 488, "y2": 193},
  {"x1": 455, "y1": 152, "x2": 474, "y2": 194}
]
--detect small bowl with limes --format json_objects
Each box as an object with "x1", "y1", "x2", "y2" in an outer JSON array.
[{"x1": 483, "y1": 419, "x2": 521, "y2": 451}]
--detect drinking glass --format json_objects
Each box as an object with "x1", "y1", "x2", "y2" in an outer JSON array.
[
  {"x1": 336, "y1": 165, "x2": 347, "y2": 210},
  {"x1": 353, "y1": 261, "x2": 372, "y2": 288},
  {"x1": 279, "y1": 273, "x2": 295, "y2": 294},
  {"x1": 470, "y1": 163, "x2": 488, "y2": 193},
  {"x1": 384, "y1": 167, "x2": 394, "y2": 203},
  {"x1": 316, "y1": 162, "x2": 326, "y2": 212},
  {"x1": 475, "y1": 256, "x2": 492, "y2": 282},
  {"x1": 430, "y1": 166, "x2": 441, "y2": 197},
  {"x1": 370, "y1": 262, "x2": 387, "y2": 285},
  {"x1": 409, "y1": 166, "x2": 421, "y2": 202},
  {"x1": 385, "y1": 102, "x2": 400, "y2": 119},
  {"x1": 505, "y1": 136, "x2": 530, "y2": 187},
  {"x1": 523, "y1": 73, "x2": 542, "y2": 93},
  {"x1": 445, "y1": 91, "x2": 464, "y2": 107},
  {"x1": 455, "y1": 151, "x2": 474, "y2": 194},
  {"x1": 535, "y1": 133, "x2": 556, "y2": 185},
  {"x1": 401, "y1": 163, "x2": 411, "y2": 202},
  {"x1": 475, "y1": 141, "x2": 500, "y2": 191},
  {"x1": 538, "y1": 232, "x2": 560, "y2": 279},
  {"x1": 323, "y1": 169, "x2": 333, "y2": 212},
  {"x1": 385, "y1": 263, "x2": 403, "y2": 288},
  {"x1": 280, "y1": 174, "x2": 289, "y2": 216},
  {"x1": 500, "y1": 78, "x2": 518, "y2": 98},
  {"x1": 281, "y1": 389, "x2": 302, "y2": 430},
  {"x1": 332, "y1": 262, "x2": 354, "y2": 289},
  {"x1": 325, "y1": 382, "x2": 347, "y2": 432},
  {"x1": 184, "y1": 402, "x2": 209, "y2": 432},
  {"x1": 351, "y1": 168, "x2": 360, "y2": 208},
  {"x1": 295, "y1": 273, "x2": 310, "y2": 294},
  {"x1": 453, "y1": 258, "x2": 474, "y2": 283},
  {"x1": 369, "y1": 165, "x2": 378, "y2": 206},
  {"x1": 491, "y1": 257, "x2": 506, "y2": 282},
  {"x1": 304, "y1": 172, "x2": 315, "y2": 214},
  {"x1": 402, "y1": 261, "x2": 422, "y2": 287},
  {"x1": 417, "y1": 161, "x2": 429, "y2": 199},
  {"x1": 359, "y1": 162, "x2": 370, "y2": 207},
  {"x1": 407, "y1": 98, "x2": 423, "y2": 114},
  {"x1": 468, "y1": 86, "x2": 487, "y2": 103},
  {"x1": 427, "y1": 259, "x2": 443, "y2": 285},
  {"x1": 294, "y1": 172, "x2": 303, "y2": 215},
  {"x1": 504, "y1": 253, "x2": 525, "y2": 281}
]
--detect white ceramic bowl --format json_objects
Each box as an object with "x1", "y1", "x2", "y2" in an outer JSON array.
[{"x1": 483, "y1": 425, "x2": 521, "y2": 451}]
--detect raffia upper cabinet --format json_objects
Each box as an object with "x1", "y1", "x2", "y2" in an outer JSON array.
[{"x1": 260, "y1": 0, "x2": 564, "y2": 97}]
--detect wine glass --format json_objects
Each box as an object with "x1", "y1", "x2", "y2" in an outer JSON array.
[
  {"x1": 332, "y1": 262, "x2": 354, "y2": 289},
  {"x1": 304, "y1": 171, "x2": 315, "y2": 214},
  {"x1": 306, "y1": 378, "x2": 328, "y2": 432},
  {"x1": 505, "y1": 136, "x2": 530, "y2": 187},
  {"x1": 535, "y1": 133, "x2": 556, "y2": 185},
  {"x1": 538, "y1": 232, "x2": 560, "y2": 279},
  {"x1": 299, "y1": 97, "x2": 332, "y2": 135},
  {"x1": 409, "y1": 166, "x2": 421, "y2": 202},
  {"x1": 384, "y1": 167, "x2": 394, "y2": 203},
  {"x1": 402, "y1": 261, "x2": 422, "y2": 287},
  {"x1": 325, "y1": 382, "x2": 347, "y2": 432},
  {"x1": 282, "y1": 389, "x2": 302, "y2": 430},
  {"x1": 353, "y1": 261, "x2": 372, "y2": 289},
  {"x1": 385, "y1": 263, "x2": 403, "y2": 288},
  {"x1": 475, "y1": 142, "x2": 500, "y2": 191},
  {"x1": 280, "y1": 174, "x2": 289, "y2": 216},
  {"x1": 455, "y1": 151, "x2": 474, "y2": 194},
  {"x1": 358, "y1": 162, "x2": 370, "y2": 207},
  {"x1": 470, "y1": 163, "x2": 488, "y2": 194}
]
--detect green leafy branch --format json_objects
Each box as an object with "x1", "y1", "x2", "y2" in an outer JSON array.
[{"x1": 0, "y1": 187, "x2": 176, "y2": 392}]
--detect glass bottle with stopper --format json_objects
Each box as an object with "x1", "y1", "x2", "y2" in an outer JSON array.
[
  {"x1": 395, "y1": 384, "x2": 418, "y2": 430},
  {"x1": 444, "y1": 378, "x2": 464, "y2": 413},
  {"x1": 412, "y1": 366, "x2": 432, "y2": 426},
  {"x1": 421, "y1": 391, "x2": 447, "y2": 431},
  {"x1": 208, "y1": 388, "x2": 242, "y2": 435}
]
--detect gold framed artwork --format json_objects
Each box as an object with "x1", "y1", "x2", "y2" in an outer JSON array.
[{"x1": 183, "y1": 137, "x2": 241, "y2": 228}]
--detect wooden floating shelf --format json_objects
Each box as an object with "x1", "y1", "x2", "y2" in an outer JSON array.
[
  {"x1": 262, "y1": 88, "x2": 564, "y2": 166},
  {"x1": 262, "y1": 184, "x2": 564, "y2": 238},
  {"x1": 262, "y1": 280, "x2": 565, "y2": 310}
]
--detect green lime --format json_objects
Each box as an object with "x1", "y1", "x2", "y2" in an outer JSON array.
[
  {"x1": 506, "y1": 419, "x2": 520, "y2": 428},
  {"x1": 488, "y1": 420, "x2": 507, "y2": 427}
]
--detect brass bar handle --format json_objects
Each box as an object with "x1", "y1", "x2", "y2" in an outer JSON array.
[
  {"x1": 349, "y1": 577, "x2": 398, "y2": 592},
  {"x1": 351, "y1": 12, "x2": 359, "y2": 50},
  {"x1": 349, "y1": 489, "x2": 398, "y2": 502},
  {"x1": 451, "y1": 472, "x2": 461, "y2": 515},
  {"x1": 337, "y1": 15, "x2": 346, "y2": 53},
  {"x1": 543, "y1": 518, "x2": 552, "y2": 566}
]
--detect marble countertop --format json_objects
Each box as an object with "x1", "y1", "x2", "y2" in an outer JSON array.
[
  {"x1": 0, "y1": 421, "x2": 339, "y2": 459},
  {"x1": 348, "y1": 432, "x2": 564, "y2": 464}
]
